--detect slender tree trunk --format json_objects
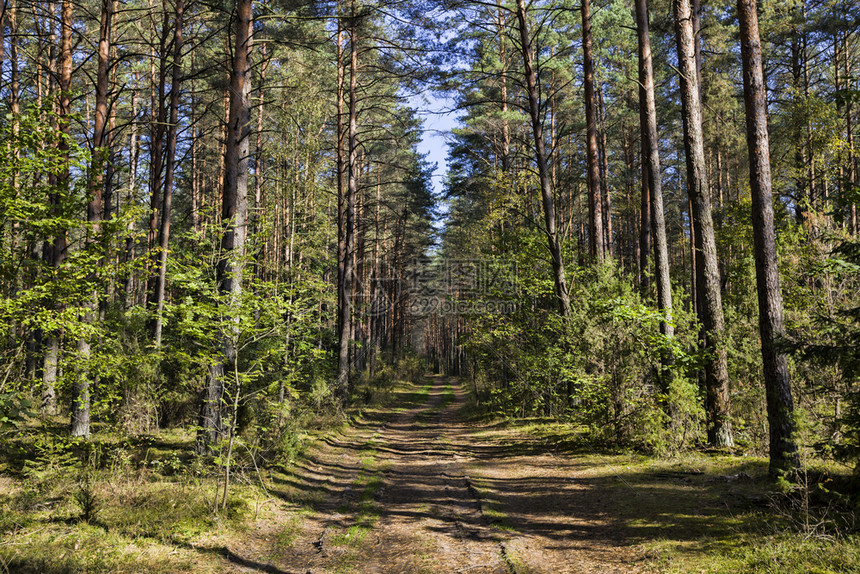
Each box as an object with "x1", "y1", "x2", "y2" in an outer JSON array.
[
  {"x1": 71, "y1": 0, "x2": 112, "y2": 437},
  {"x1": 498, "y1": 4, "x2": 510, "y2": 171},
  {"x1": 581, "y1": 0, "x2": 604, "y2": 262},
  {"x1": 598, "y1": 84, "x2": 613, "y2": 257},
  {"x1": 252, "y1": 39, "x2": 268, "y2": 282},
  {"x1": 845, "y1": 33, "x2": 857, "y2": 234},
  {"x1": 147, "y1": 4, "x2": 168, "y2": 306},
  {"x1": 190, "y1": 47, "x2": 200, "y2": 234},
  {"x1": 336, "y1": 12, "x2": 347, "y2": 358},
  {"x1": 515, "y1": 0, "x2": 571, "y2": 316},
  {"x1": 9, "y1": 0, "x2": 20, "y2": 295},
  {"x1": 200, "y1": 0, "x2": 252, "y2": 450},
  {"x1": 337, "y1": 3, "x2": 359, "y2": 401},
  {"x1": 791, "y1": 25, "x2": 808, "y2": 228},
  {"x1": 738, "y1": 0, "x2": 798, "y2": 475},
  {"x1": 635, "y1": 0, "x2": 675, "y2": 365},
  {"x1": 639, "y1": 112, "x2": 651, "y2": 291},
  {"x1": 124, "y1": 80, "x2": 140, "y2": 307},
  {"x1": 41, "y1": 1, "x2": 61, "y2": 416},
  {"x1": 153, "y1": 0, "x2": 183, "y2": 348},
  {"x1": 835, "y1": 36, "x2": 844, "y2": 211},
  {"x1": 41, "y1": 0, "x2": 71, "y2": 418},
  {"x1": 674, "y1": 0, "x2": 733, "y2": 446}
]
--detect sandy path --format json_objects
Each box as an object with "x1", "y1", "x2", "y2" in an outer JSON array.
[{"x1": 228, "y1": 376, "x2": 643, "y2": 573}]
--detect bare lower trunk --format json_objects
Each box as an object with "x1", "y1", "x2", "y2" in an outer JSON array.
[
  {"x1": 153, "y1": 0, "x2": 183, "y2": 348},
  {"x1": 635, "y1": 0, "x2": 674, "y2": 376},
  {"x1": 41, "y1": 335, "x2": 59, "y2": 415},
  {"x1": 738, "y1": 0, "x2": 798, "y2": 475},
  {"x1": 199, "y1": 0, "x2": 252, "y2": 451},
  {"x1": 674, "y1": 0, "x2": 732, "y2": 447},
  {"x1": 581, "y1": 0, "x2": 604, "y2": 263},
  {"x1": 336, "y1": 7, "x2": 358, "y2": 401}
]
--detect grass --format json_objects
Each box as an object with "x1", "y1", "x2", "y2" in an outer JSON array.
[
  {"x1": 0, "y1": 421, "x2": 317, "y2": 574},
  {"x1": 0, "y1": 465, "x2": 259, "y2": 573},
  {"x1": 330, "y1": 434, "x2": 385, "y2": 549},
  {"x1": 6, "y1": 374, "x2": 855, "y2": 573},
  {"x1": 440, "y1": 380, "x2": 456, "y2": 408},
  {"x1": 468, "y1": 475, "x2": 511, "y2": 531},
  {"x1": 464, "y1": 416, "x2": 860, "y2": 574}
]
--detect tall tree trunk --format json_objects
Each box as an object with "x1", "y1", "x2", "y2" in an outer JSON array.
[
  {"x1": 846, "y1": 32, "x2": 857, "y2": 235},
  {"x1": 639, "y1": 111, "x2": 651, "y2": 291},
  {"x1": 581, "y1": 0, "x2": 604, "y2": 262},
  {"x1": 153, "y1": 0, "x2": 183, "y2": 348},
  {"x1": 336, "y1": 5, "x2": 359, "y2": 402},
  {"x1": 635, "y1": 0, "x2": 674, "y2": 367},
  {"x1": 738, "y1": 0, "x2": 798, "y2": 475},
  {"x1": 71, "y1": 0, "x2": 112, "y2": 437},
  {"x1": 147, "y1": 3, "x2": 168, "y2": 305},
  {"x1": 498, "y1": 4, "x2": 510, "y2": 172},
  {"x1": 791, "y1": 22, "x2": 808, "y2": 228},
  {"x1": 200, "y1": 0, "x2": 252, "y2": 450},
  {"x1": 336, "y1": 11, "x2": 347, "y2": 364},
  {"x1": 598, "y1": 84, "x2": 613, "y2": 257},
  {"x1": 124, "y1": 79, "x2": 140, "y2": 307},
  {"x1": 252, "y1": 39, "x2": 268, "y2": 282},
  {"x1": 674, "y1": 0, "x2": 733, "y2": 446},
  {"x1": 515, "y1": 0, "x2": 571, "y2": 316},
  {"x1": 9, "y1": 0, "x2": 20, "y2": 294},
  {"x1": 41, "y1": 0, "x2": 72, "y2": 418},
  {"x1": 41, "y1": 1, "x2": 62, "y2": 416}
]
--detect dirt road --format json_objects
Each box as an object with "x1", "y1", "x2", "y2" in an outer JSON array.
[{"x1": 223, "y1": 376, "x2": 645, "y2": 574}]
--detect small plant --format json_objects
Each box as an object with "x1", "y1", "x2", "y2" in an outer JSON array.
[{"x1": 74, "y1": 472, "x2": 99, "y2": 523}]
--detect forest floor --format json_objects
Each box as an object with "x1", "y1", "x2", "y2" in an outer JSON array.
[
  {"x1": 2, "y1": 375, "x2": 860, "y2": 573},
  {"x1": 257, "y1": 374, "x2": 646, "y2": 574}
]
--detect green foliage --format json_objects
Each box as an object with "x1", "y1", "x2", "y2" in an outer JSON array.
[
  {"x1": 463, "y1": 260, "x2": 705, "y2": 453},
  {"x1": 74, "y1": 471, "x2": 100, "y2": 523},
  {"x1": 0, "y1": 392, "x2": 33, "y2": 432},
  {"x1": 788, "y1": 238, "x2": 860, "y2": 473}
]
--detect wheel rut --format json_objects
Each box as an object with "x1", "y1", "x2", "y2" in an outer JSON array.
[{"x1": 252, "y1": 375, "x2": 643, "y2": 574}]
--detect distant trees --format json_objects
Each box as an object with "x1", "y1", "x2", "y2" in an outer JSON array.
[
  {"x1": 0, "y1": 0, "x2": 435, "y2": 446},
  {"x1": 432, "y1": 0, "x2": 858, "y2": 474},
  {"x1": 0, "y1": 0, "x2": 858, "y2": 479}
]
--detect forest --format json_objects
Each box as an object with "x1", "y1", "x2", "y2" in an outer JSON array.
[{"x1": 0, "y1": 0, "x2": 859, "y2": 571}]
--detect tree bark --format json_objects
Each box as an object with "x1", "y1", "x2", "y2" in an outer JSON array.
[
  {"x1": 738, "y1": 0, "x2": 798, "y2": 475},
  {"x1": 635, "y1": 0, "x2": 675, "y2": 364},
  {"x1": 41, "y1": 0, "x2": 71, "y2": 419},
  {"x1": 124, "y1": 79, "x2": 140, "y2": 307},
  {"x1": 337, "y1": 2, "x2": 359, "y2": 401},
  {"x1": 674, "y1": 0, "x2": 732, "y2": 446},
  {"x1": 638, "y1": 112, "x2": 651, "y2": 291},
  {"x1": 581, "y1": 0, "x2": 604, "y2": 263},
  {"x1": 40, "y1": 1, "x2": 61, "y2": 416},
  {"x1": 598, "y1": 83, "x2": 613, "y2": 257},
  {"x1": 153, "y1": 0, "x2": 183, "y2": 348},
  {"x1": 200, "y1": 0, "x2": 252, "y2": 450},
  {"x1": 515, "y1": 0, "x2": 571, "y2": 316},
  {"x1": 498, "y1": 4, "x2": 510, "y2": 172},
  {"x1": 845, "y1": 32, "x2": 857, "y2": 235},
  {"x1": 71, "y1": 0, "x2": 112, "y2": 437},
  {"x1": 336, "y1": 10, "x2": 348, "y2": 386}
]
